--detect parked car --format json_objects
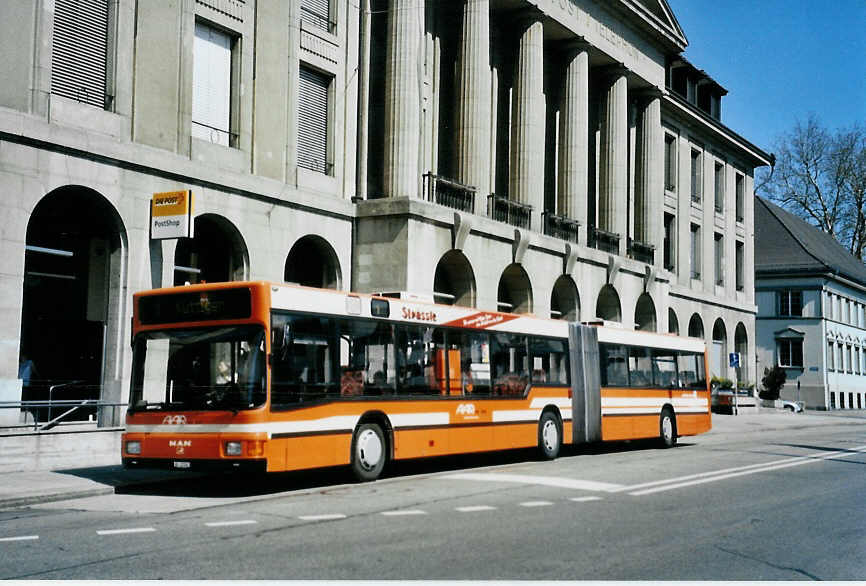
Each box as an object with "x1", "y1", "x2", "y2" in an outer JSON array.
[{"x1": 780, "y1": 400, "x2": 804, "y2": 413}]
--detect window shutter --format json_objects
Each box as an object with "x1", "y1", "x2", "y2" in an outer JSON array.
[
  {"x1": 298, "y1": 67, "x2": 330, "y2": 174},
  {"x1": 51, "y1": 0, "x2": 109, "y2": 108},
  {"x1": 301, "y1": 0, "x2": 331, "y2": 32},
  {"x1": 192, "y1": 22, "x2": 232, "y2": 146}
]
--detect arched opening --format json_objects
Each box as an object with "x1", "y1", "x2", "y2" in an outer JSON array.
[
  {"x1": 668, "y1": 308, "x2": 680, "y2": 335},
  {"x1": 596, "y1": 285, "x2": 622, "y2": 323},
  {"x1": 174, "y1": 214, "x2": 248, "y2": 285},
  {"x1": 433, "y1": 250, "x2": 476, "y2": 306},
  {"x1": 688, "y1": 313, "x2": 704, "y2": 339},
  {"x1": 711, "y1": 318, "x2": 728, "y2": 379},
  {"x1": 20, "y1": 187, "x2": 126, "y2": 423},
  {"x1": 735, "y1": 322, "x2": 748, "y2": 383},
  {"x1": 635, "y1": 293, "x2": 657, "y2": 332},
  {"x1": 551, "y1": 275, "x2": 580, "y2": 320},
  {"x1": 497, "y1": 264, "x2": 532, "y2": 314},
  {"x1": 284, "y1": 235, "x2": 342, "y2": 289}
]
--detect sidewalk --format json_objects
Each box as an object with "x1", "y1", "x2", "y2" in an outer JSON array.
[{"x1": 0, "y1": 409, "x2": 863, "y2": 510}]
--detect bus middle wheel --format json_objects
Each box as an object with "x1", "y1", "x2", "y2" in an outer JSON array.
[
  {"x1": 537, "y1": 411, "x2": 561, "y2": 460},
  {"x1": 351, "y1": 422, "x2": 386, "y2": 481}
]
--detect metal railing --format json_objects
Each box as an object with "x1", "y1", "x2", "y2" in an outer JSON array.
[
  {"x1": 589, "y1": 226, "x2": 620, "y2": 254},
  {"x1": 628, "y1": 238, "x2": 656, "y2": 264},
  {"x1": 1, "y1": 399, "x2": 126, "y2": 432},
  {"x1": 488, "y1": 195, "x2": 532, "y2": 230},
  {"x1": 542, "y1": 212, "x2": 580, "y2": 243},
  {"x1": 423, "y1": 173, "x2": 476, "y2": 213}
]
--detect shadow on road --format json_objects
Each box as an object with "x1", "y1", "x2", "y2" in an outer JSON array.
[{"x1": 54, "y1": 437, "x2": 689, "y2": 500}]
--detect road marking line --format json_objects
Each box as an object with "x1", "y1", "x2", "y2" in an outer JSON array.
[
  {"x1": 97, "y1": 527, "x2": 156, "y2": 536},
  {"x1": 442, "y1": 472, "x2": 624, "y2": 492},
  {"x1": 205, "y1": 520, "x2": 258, "y2": 527},
  {"x1": 569, "y1": 496, "x2": 602, "y2": 502},
  {"x1": 628, "y1": 445, "x2": 866, "y2": 496},
  {"x1": 0, "y1": 535, "x2": 39, "y2": 542},
  {"x1": 519, "y1": 501, "x2": 553, "y2": 507},
  {"x1": 298, "y1": 514, "x2": 347, "y2": 521},
  {"x1": 456, "y1": 505, "x2": 497, "y2": 512},
  {"x1": 381, "y1": 510, "x2": 427, "y2": 516}
]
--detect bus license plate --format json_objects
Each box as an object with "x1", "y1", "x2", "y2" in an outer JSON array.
[{"x1": 173, "y1": 461, "x2": 191, "y2": 469}]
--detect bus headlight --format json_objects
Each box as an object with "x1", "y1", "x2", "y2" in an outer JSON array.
[
  {"x1": 125, "y1": 441, "x2": 142, "y2": 455},
  {"x1": 225, "y1": 441, "x2": 242, "y2": 456}
]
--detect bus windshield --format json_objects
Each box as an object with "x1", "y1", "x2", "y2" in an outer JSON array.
[{"x1": 129, "y1": 325, "x2": 266, "y2": 412}]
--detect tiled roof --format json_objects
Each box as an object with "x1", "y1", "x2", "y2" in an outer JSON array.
[{"x1": 755, "y1": 196, "x2": 866, "y2": 287}]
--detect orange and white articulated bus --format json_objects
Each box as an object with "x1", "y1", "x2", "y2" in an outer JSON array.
[{"x1": 123, "y1": 281, "x2": 710, "y2": 480}]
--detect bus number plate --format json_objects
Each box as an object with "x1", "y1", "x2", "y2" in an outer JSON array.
[{"x1": 173, "y1": 461, "x2": 191, "y2": 469}]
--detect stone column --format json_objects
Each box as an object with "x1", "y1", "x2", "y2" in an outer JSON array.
[
  {"x1": 635, "y1": 90, "x2": 662, "y2": 265},
  {"x1": 509, "y1": 15, "x2": 544, "y2": 228},
  {"x1": 598, "y1": 65, "x2": 629, "y2": 255},
  {"x1": 457, "y1": 0, "x2": 491, "y2": 214},
  {"x1": 384, "y1": 0, "x2": 423, "y2": 198},
  {"x1": 557, "y1": 42, "x2": 590, "y2": 242}
]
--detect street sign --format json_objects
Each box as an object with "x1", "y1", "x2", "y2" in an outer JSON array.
[
  {"x1": 729, "y1": 352, "x2": 740, "y2": 368},
  {"x1": 150, "y1": 190, "x2": 193, "y2": 240}
]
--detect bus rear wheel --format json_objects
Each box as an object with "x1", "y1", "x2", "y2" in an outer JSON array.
[
  {"x1": 537, "y1": 411, "x2": 561, "y2": 460},
  {"x1": 659, "y1": 408, "x2": 677, "y2": 448},
  {"x1": 351, "y1": 423, "x2": 386, "y2": 481}
]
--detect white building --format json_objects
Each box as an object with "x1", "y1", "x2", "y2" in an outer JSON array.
[{"x1": 755, "y1": 197, "x2": 866, "y2": 410}]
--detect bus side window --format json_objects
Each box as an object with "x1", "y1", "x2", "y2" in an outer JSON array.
[
  {"x1": 628, "y1": 346, "x2": 653, "y2": 388},
  {"x1": 491, "y1": 333, "x2": 528, "y2": 396},
  {"x1": 529, "y1": 337, "x2": 569, "y2": 385},
  {"x1": 652, "y1": 349, "x2": 678, "y2": 388},
  {"x1": 599, "y1": 343, "x2": 628, "y2": 387}
]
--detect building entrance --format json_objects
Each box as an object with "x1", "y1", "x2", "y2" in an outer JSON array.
[{"x1": 20, "y1": 188, "x2": 123, "y2": 423}]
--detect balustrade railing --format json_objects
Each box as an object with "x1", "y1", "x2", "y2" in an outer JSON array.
[
  {"x1": 628, "y1": 238, "x2": 656, "y2": 264},
  {"x1": 487, "y1": 195, "x2": 532, "y2": 230},
  {"x1": 423, "y1": 173, "x2": 476, "y2": 213},
  {"x1": 542, "y1": 212, "x2": 580, "y2": 243},
  {"x1": 589, "y1": 226, "x2": 620, "y2": 254}
]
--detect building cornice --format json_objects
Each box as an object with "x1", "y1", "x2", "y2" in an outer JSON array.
[{"x1": 662, "y1": 91, "x2": 773, "y2": 168}]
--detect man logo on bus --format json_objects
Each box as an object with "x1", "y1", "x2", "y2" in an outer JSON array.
[
  {"x1": 162, "y1": 415, "x2": 187, "y2": 425},
  {"x1": 455, "y1": 403, "x2": 475, "y2": 416}
]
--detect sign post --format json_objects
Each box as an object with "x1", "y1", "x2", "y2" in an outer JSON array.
[
  {"x1": 729, "y1": 352, "x2": 741, "y2": 415},
  {"x1": 150, "y1": 190, "x2": 193, "y2": 240}
]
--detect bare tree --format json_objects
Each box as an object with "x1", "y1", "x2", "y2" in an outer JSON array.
[{"x1": 757, "y1": 115, "x2": 866, "y2": 258}]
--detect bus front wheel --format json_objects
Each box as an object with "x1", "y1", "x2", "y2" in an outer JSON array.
[
  {"x1": 537, "y1": 411, "x2": 562, "y2": 460},
  {"x1": 659, "y1": 408, "x2": 677, "y2": 448},
  {"x1": 351, "y1": 423, "x2": 387, "y2": 481}
]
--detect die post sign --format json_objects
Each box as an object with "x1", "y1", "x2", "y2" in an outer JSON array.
[{"x1": 150, "y1": 190, "x2": 193, "y2": 240}]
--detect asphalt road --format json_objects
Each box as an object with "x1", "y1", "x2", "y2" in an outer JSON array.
[{"x1": 1, "y1": 421, "x2": 864, "y2": 580}]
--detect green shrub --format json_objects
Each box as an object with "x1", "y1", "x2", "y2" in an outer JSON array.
[{"x1": 711, "y1": 376, "x2": 734, "y2": 390}]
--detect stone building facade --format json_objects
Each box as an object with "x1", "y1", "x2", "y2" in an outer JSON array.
[{"x1": 0, "y1": 0, "x2": 771, "y2": 426}]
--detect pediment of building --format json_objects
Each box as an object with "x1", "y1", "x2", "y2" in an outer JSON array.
[
  {"x1": 774, "y1": 327, "x2": 805, "y2": 339},
  {"x1": 620, "y1": 0, "x2": 688, "y2": 49}
]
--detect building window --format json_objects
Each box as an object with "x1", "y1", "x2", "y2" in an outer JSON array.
[
  {"x1": 779, "y1": 290, "x2": 802, "y2": 316},
  {"x1": 663, "y1": 213, "x2": 676, "y2": 271},
  {"x1": 735, "y1": 173, "x2": 745, "y2": 222},
  {"x1": 300, "y1": 0, "x2": 334, "y2": 33},
  {"x1": 828, "y1": 340, "x2": 835, "y2": 370},
  {"x1": 714, "y1": 233, "x2": 724, "y2": 286},
  {"x1": 690, "y1": 149, "x2": 702, "y2": 203},
  {"x1": 778, "y1": 339, "x2": 803, "y2": 368},
  {"x1": 690, "y1": 223, "x2": 701, "y2": 279},
  {"x1": 714, "y1": 161, "x2": 725, "y2": 213},
  {"x1": 664, "y1": 134, "x2": 677, "y2": 191},
  {"x1": 192, "y1": 21, "x2": 238, "y2": 147},
  {"x1": 298, "y1": 65, "x2": 333, "y2": 175},
  {"x1": 735, "y1": 241, "x2": 744, "y2": 291},
  {"x1": 52, "y1": 0, "x2": 110, "y2": 109}
]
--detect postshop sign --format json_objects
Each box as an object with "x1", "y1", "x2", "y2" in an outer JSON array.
[{"x1": 150, "y1": 190, "x2": 193, "y2": 240}]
